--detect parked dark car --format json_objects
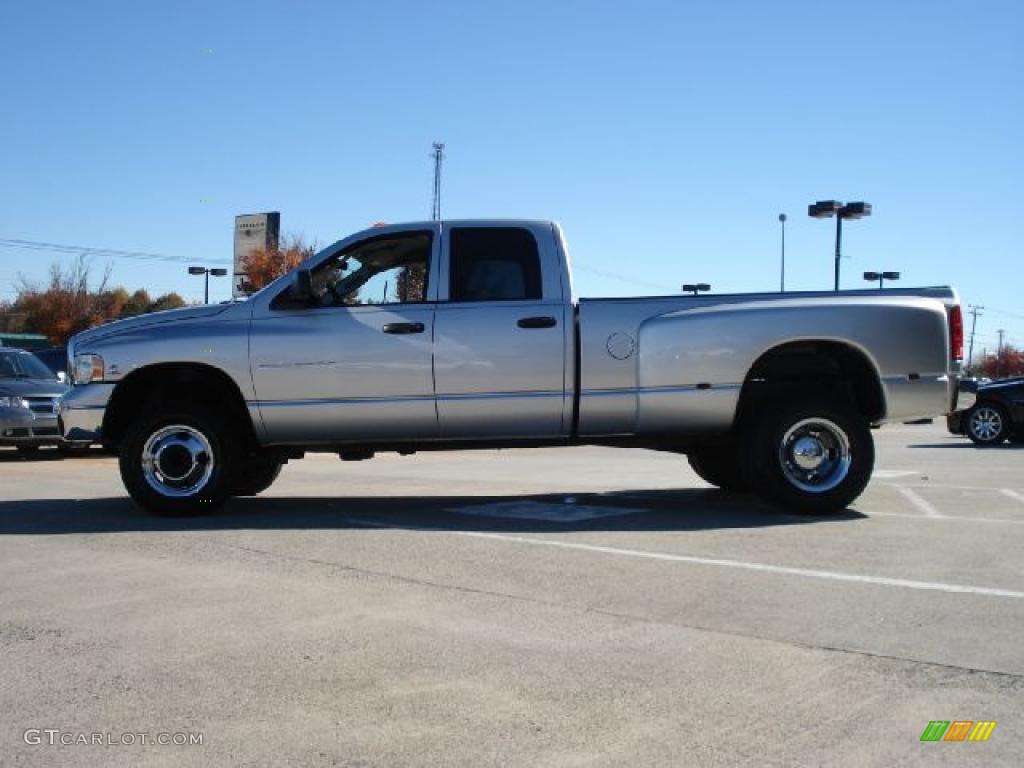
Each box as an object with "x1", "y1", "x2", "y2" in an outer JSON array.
[
  {"x1": 0, "y1": 348, "x2": 70, "y2": 454},
  {"x1": 948, "y1": 377, "x2": 1024, "y2": 445}
]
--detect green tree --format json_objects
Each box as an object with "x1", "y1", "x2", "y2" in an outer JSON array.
[
  {"x1": 122, "y1": 289, "x2": 153, "y2": 317},
  {"x1": 149, "y1": 292, "x2": 187, "y2": 313}
]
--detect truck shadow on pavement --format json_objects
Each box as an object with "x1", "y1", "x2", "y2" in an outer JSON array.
[{"x1": 0, "y1": 489, "x2": 866, "y2": 536}]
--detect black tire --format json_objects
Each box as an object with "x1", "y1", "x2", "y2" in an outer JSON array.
[
  {"x1": 232, "y1": 456, "x2": 283, "y2": 497},
  {"x1": 687, "y1": 445, "x2": 747, "y2": 492},
  {"x1": 119, "y1": 407, "x2": 238, "y2": 516},
  {"x1": 946, "y1": 411, "x2": 964, "y2": 435},
  {"x1": 965, "y1": 403, "x2": 1009, "y2": 446},
  {"x1": 739, "y1": 398, "x2": 874, "y2": 515}
]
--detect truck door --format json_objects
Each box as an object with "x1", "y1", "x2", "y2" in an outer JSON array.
[
  {"x1": 249, "y1": 228, "x2": 439, "y2": 443},
  {"x1": 433, "y1": 224, "x2": 569, "y2": 438}
]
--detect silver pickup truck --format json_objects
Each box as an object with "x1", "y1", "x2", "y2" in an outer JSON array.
[{"x1": 61, "y1": 219, "x2": 964, "y2": 516}]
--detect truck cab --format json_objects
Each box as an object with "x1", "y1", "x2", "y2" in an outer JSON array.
[{"x1": 248, "y1": 220, "x2": 575, "y2": 444}]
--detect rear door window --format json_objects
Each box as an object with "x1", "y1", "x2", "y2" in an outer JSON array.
[{"x1": 449, "y1": 227, "x2": 542, "y2": 302}]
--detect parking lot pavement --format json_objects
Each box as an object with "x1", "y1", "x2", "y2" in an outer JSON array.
[{"x1": 1, "y1": 424, "x2": 1022, "y2": 766}]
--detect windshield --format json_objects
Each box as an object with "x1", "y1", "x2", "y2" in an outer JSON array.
[{"x1": 0, "y1": 349, "x2": 58, "y2": 380}]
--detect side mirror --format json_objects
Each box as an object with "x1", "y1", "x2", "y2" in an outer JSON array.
[{"x1": 292, "y1": 269, "x2": 314, "y2": 302}]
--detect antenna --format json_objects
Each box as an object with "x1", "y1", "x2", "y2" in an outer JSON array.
[{"x1": 431, "y1": 142, "x2": 445, "y2": 221}]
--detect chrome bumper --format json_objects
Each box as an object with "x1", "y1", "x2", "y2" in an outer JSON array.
[{"x1": 59, "y1": 383, "x2": 115, "y2": 443}]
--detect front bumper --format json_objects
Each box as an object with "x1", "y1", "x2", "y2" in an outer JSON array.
[
  {"x1": 58, "y1": 383, "x2": 115, "y2": 443},
  {"x1": 0, "y1": 408, "x2": 63, "y2": 446}
]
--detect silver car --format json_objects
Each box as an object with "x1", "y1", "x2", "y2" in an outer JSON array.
[{"x1": 0, "y1": 348, "x2": 68, "y2": 455}]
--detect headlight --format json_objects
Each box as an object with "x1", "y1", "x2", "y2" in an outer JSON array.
[
  {"x1": 74, "y1": 354, "x2": 105, "y2": 385},
  {"x1": 0, "y1": 396, "x2": 28, "y2": 409}
]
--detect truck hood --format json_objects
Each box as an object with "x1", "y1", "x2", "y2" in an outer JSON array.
[
  {"x1": 0, "y1": 377, "x2": 68, "y2": 398},
  {"x1": 71, "y1": 304, "x2": 233, "y2": 349}
]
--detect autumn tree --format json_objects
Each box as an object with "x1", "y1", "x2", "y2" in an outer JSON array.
[
  {"x1": 396, "y1": 264, "x2": 427, "y2": 303},
  {"x1": 12, "y1": 256, "x2": 113, "y2": 345},
  {"x1": 148, "y1": 292, "x2": 187, "y2": 313},
  {"x1": 123, "y1": 288, "x2": 153, "y2": 316},
  {"x1": 977, "y1": 344, "x2": 1024, "y2": 379},
  {"x1": 10, "y1": 258, "x2": 190, "y2": 345},
  {"x1": 238, "y1": 234, "x2": 316, "y2": 292}
]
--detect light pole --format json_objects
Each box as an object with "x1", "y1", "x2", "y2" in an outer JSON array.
[
  {"x1": 863, "y1": 270, "x2": 900, "y2": 290},
  {"x1": 188, "y1": 266, "x2": 228, "y2": 304},
  {"x1": 682, "y1": 283, "x2": 711, "y2": 296},
  {"x1": 808, "y1": 200, "x2": 872, "y2": 291},
  {"x1": 778, "y1": 213, "x2": 787, "y2": 292}
]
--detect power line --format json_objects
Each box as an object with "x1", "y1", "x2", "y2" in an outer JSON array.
[
  {"x1": 986, "y1": 306, "x2": 1024, "y2": 321},
  {"x1": 572, "y1": 264, "x2": 676, "y2": 293},
  {"x1": 0, "y1": 238, "x2": 230, "y2": 266}
]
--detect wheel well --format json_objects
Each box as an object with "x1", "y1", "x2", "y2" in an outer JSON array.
[
  {"x1": 103, "y1": 363, "x2": 255, "y2": 449},
  {"x1": 738, "y1": 341, "x2": 885, "y2": 423}
]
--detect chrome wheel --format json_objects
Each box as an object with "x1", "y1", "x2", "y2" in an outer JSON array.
[
  {"x1": 778, "y1": 418, "x2": 851, "y2": 493},
  {"x1": 969, "y1": 406, "x2": 1004, "y2": 442},
  {"x1": 141, "y1": 424, "x2": 214, "y2": 498}
]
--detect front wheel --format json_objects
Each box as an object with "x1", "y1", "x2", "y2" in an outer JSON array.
[
  {"x1": 740, "y1": 399, "x2": 874, "y2": 515},
  {"x1": 965, "y1": 403, "x2": 1009, "y2": 446},
  {"x1": 119, "y1": 408, "x2": 238, "y2": 516}
]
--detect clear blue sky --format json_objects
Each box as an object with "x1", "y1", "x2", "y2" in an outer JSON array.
[{"x1": 2, "y1": 0, "x2": 1021, "y2": 353}]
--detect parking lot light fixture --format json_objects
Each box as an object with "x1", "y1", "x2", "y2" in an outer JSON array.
[
  {"x1": 682, "y1": 283, "x2": 711, "y2": 296},
  {"x1": 863, "y1": 270, "x2": 900, "y2": 289},
  {"x1": 808, "y1": 200, "x2": 873, "y2": 292},
  {"x1": 188, "y1": 266, "x2": 229, "y2": 304}
]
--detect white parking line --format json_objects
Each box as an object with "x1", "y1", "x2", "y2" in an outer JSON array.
[
  {"x1": 894, "y1": 487, "x2": 941, "y2": 518},
  {"x1": 863, "y1": 510, "x2": 1024, "y2": 525},
  {"x1": 343, "y1": 518, "x2": 1024, "y2": 600},
  {"x1": 1000, "y1": 489, "x2": 1024, "y2": 505}
]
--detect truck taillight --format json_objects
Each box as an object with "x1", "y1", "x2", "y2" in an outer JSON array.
[{"x1": 949, "y1": 305, "x2": 964, "y2": 363}]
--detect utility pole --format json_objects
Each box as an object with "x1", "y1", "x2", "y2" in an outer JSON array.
[
  {"x1": 966, "y1": 304, "x2": 984, "y2": 373},
  {"x1": 431, "y1": 142, "x2": 445, "y2": 221},
  {"x1": 997, "y1": 328, "x2": 1006, "y2": 379}
]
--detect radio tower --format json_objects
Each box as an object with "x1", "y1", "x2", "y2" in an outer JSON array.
[{"x1": 431, "y1": 142, "x2": 445, "y2": 221}]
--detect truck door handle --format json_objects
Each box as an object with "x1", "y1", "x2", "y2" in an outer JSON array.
[
  {"x1": 382, "y1": 322, "x2": 426, "y2": 334},
  {"x1": 517, "y1": 316, "x2": 557, "y2": 329}
]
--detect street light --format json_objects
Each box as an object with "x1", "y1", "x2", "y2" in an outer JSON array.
[
  {"x1": 778, "y1": 213, "x2": 787, "y2": 292},
  {"x1": 863, "y1": 271, "x2": 900, "y2": 290},
  {"x1": 188, "y1": 266, "x2": 228, "y2": 304},
  {"x1": 682, "y1": 283, "x2": 711, "y2": 296},
  {"x1": 808, "y1": 200, "x2": 872, "y2": 291}
]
